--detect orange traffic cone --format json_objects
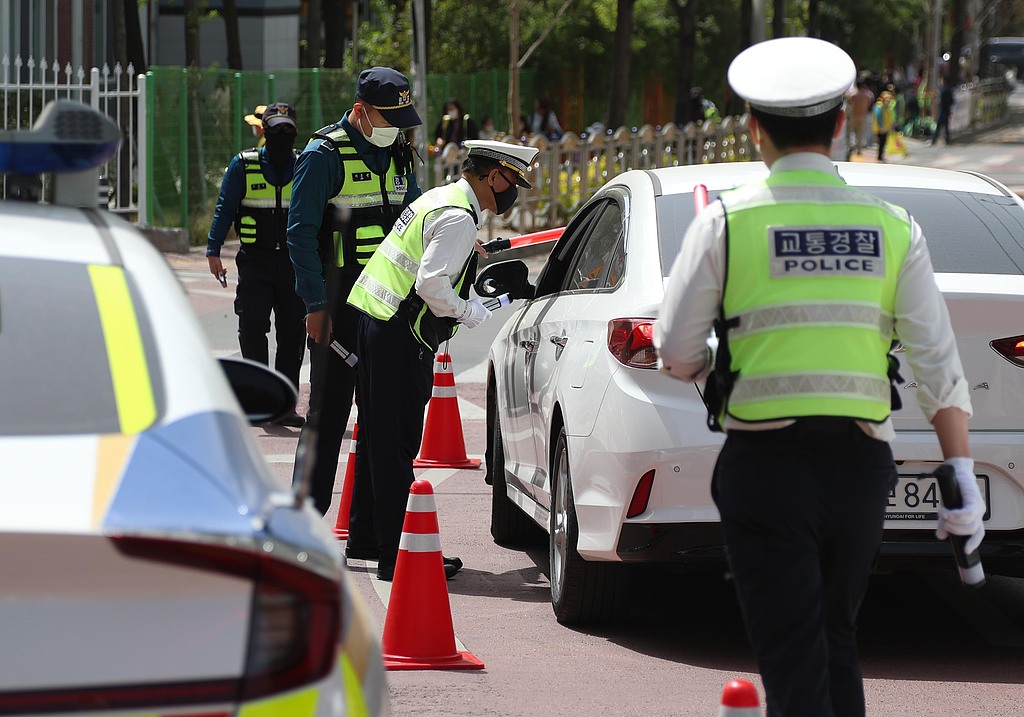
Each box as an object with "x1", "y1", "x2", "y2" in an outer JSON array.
[
  {"x1": 381, "y1": 479, "x2": 484, "y2": 671},
  {"x1": 718, "y1": 679, "x2": 761, "y2": 716},
  {"x1": 332, "y1": 423, "x2": 358, "y2": 540},
  {"x1": 413, "y1": 352, "x2": 481, "y2": 469}
]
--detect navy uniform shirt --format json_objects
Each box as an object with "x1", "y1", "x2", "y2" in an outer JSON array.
[{"x1": 286, "y1": 111, "x2": 422, "y2": 313}]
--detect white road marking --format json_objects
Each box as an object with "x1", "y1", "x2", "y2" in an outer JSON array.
[{"x1": 186, "y1": 288, "x2": 235, "y2": 299}]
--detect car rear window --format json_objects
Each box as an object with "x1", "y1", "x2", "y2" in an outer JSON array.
[
  {"x1": 0, "y1": 258, "x2": 163, "y2": 436},
  {"x1": 658, "y1": 186, "x2": 1024, "y2": 276}
]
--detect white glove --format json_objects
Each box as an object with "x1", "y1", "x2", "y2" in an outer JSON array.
[
  {"x1": 460, "y1": 298, "x2": 492, "y2": 329},
  {"x1": 937, "y1": 456, "x2": 986, "y2": 554}
]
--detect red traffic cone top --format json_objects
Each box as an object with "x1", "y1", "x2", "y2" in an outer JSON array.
[{"x1": 721, "y1": 679, "x2": 759, "y2": 708}]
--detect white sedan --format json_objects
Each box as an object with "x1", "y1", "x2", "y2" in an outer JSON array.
[
  {"x1": 479, "y1": 161, "x2": 1024, "y2": 625},
  {"x1": 0, "y1": 101, "x2": 389, "y2": 716}
]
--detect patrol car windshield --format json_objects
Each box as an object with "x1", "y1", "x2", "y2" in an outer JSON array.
[
  {"x1": 0, "y1": 258, "x2": 163, "y2": 436},
  {"x1": 658, "y1": 188, "x2": 1024, "y2": 276}
]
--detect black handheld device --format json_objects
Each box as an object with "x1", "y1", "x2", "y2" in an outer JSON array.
[
  {"x1": 480, "y1": 237, "x2": 512, "y2": 254},
  {"x1": 932, "y1": 463, "x2": 986, "y2": 588}
]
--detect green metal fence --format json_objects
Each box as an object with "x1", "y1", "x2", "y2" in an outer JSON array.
[{"x1": 144, "y1": 66, "x2": 537, "y2": 242}]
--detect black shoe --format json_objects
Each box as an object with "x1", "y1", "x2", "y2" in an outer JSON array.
[
  {"x1": 443, "y1": 555, "x2": 463, "y2": 579},
  {"x1": 345, "y1": 544, "x2": 379, "y2": 561},
  {"x1": 376, "y1": 562, "x2": 395, "y2": 581},
  {"x1": 273, "y1": 412, "x2": 305, "y2": 428}
]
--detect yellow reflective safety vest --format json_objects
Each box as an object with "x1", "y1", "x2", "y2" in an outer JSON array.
[
  {"x1": 718, "y1": 169, "x2": 912, "y2": 424},
  {"x1": 315, "y1": 124, "x2": 408, "y2": 268},
  {"x1": 348, "y1": 183, "x2": 475, "y2": 350},
  {"x1": 235, "y1": 149, "x2": 294, "y2": 249}
]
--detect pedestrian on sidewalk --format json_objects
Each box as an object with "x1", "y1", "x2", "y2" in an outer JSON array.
[
  {"x1": 655, "y1": 37, "x2": 983, "y2": 717},
  {"x1": 346, "y1": 139, "x2": 539, "y2": 582},
  {"x1": 872, "y1": 89, "x2": 897, "y2": 161},
  {"x1": 847, "y1": 80, "x2": 874, "y2": 155},
  {"x1": 285, "y1": 67, "x2": 423, "y2": 516},
  {"x1": 206, "y1": 102, "x2": 306, "y2": 428},
  {"x1": 931, "y1": 75, "x2": 955, "y2": 146}
]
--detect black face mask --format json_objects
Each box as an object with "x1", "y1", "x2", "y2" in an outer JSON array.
[
  {"x1": 492, "y1": 178, "x2": 519, "y2": 215},
  {"x1": 264, "y1": 131, "x2": 296, "y2": 167}
]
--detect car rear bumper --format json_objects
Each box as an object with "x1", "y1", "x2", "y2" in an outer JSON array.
[
  {"x1": 615, "y1": 522, "x2": 725, "y2": 563},
  {"x1": 877, "y1": 529, "x2": 1024, "y2": 577},
  {"x1": 613, "y1": 522, "x2": 1024, "y2": 579}
]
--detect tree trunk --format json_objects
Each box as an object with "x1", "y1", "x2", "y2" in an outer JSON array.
[
  {"x1": 740, "y1": 0, "x2": 752, "y2": 49},
  {"x1": 112, "y1": 0, "x2": 128, "y2": 67},
  {"x1": 184, "y1": 0, "x2": 201, "y2": 67},
  {"x1": 772, "y1": 0, "x2": 784, "y2": 38},
  {"x1": 125, "y1": 0, "x2": 147, "y2": 72},
  {"x1": 807, "y1": 0, "x2": 820, "y2": 38},
  {"x1": 223, "y1": 0, "x2": 243, "y2": 70},
  {"x1": 950, "y1": 0, "x2": 966, "y2": 83},
  {"x1": 305, "y1": 0, "x2": 323, "y2": 68},
  {"x1": 323, "y1": 0, "x2": 346, "y2": 68},
  {"x1": 606, "y1": 0, "x2": 635, "y2": 130},
  {"x1": 670, "y1": 0, "x2": 699, "y2": 126},
  {"x1": 509, "y1": 0, "x2": 521, "y2": 136}
]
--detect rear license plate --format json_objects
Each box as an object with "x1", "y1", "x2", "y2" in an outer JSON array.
[{"x1": 885, "y1": 474, "x2": 991, "y2": 521}]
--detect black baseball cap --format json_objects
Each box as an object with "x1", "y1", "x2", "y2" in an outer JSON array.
[
  {"x1": 356, "y1": 67, "x2": 422, "y2": 128},
  {"x1": 261, "y1": 102, "x2": 297, "y2": 131}
]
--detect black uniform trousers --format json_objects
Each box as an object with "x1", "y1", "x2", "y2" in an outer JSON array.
[
  {"x1": 233, "y1": 245, "x2": 306, "y2": 391},
  {"x1": 711, "y1": 419, "x2": 896, "y2": 717},
  {"x1": 301, "y1": 266, "x2": 361, "y2": 515},
  {"x1": 348, "y1": 312, "x2": 434, "y2": 570}
]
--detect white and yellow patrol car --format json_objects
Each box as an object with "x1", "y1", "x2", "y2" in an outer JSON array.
[{"x1": 0, "y1": 101, "x2": 389, "y2": 716}]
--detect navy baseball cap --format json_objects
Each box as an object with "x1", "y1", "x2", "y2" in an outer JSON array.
[
  {"x1": 356, "y1": 67, "x2": 422, "y2": 128},
  {"x1": 261, "y1": 102, "x2": 297, "y2": 131}
]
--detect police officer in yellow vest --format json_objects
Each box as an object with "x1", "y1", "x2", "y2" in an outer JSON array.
[
  {"x1": 347, "y1": 140, "x2": 539, "y2": 582},
  {"x1": 207, "y1": 102, "x2": 306, "y2": 427},
  {"x1": 286, "y1": 67, "x2": 422, "y2": 517},
  {"x1": 654, "y1": 38, "x2": 984, "y2": 717}
]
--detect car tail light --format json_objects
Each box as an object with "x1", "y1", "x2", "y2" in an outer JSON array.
[
  {"x1": 0, "y1": 537, "x2": 341, "y2": 715},
  {"x1": 240, "y1": 549, "x2": 341, "y2": 700},
  {"x1": 626, "y1": 470, "x2": 656, "y2": 518},
  {"x1": 990, "y1": 335, "x2": 1024, "y2": 367},
  {"x1": 608, "y1": 319, "x2": 658, "y2": 368}
]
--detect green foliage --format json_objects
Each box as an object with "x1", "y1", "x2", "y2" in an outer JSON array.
[
  {"x1": 820, "y1": 0, "x2": 931, "y2": 72},
  {"x1": 430, "y1": 3, "x2": 508, "y2": 70},
  {"x1": 347, "y1": 0, "x2": 947, "y2": 130},
  {"x1": 358, "y1": 0, "x2": 413, "y2": 73}
]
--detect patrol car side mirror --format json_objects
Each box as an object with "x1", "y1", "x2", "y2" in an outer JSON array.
[
  {"x1": 475, "y1": 260, "x2": 535, "y2": 301},
  {"x1": 218, "y1": 357, "x2": 298, "y2": 426}
]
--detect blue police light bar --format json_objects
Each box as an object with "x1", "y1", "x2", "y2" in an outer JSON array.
[{"x1": 0, "y1": 100, "x2": 121, "y2": 174}]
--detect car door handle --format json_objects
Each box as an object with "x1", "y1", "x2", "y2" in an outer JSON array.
[
  {"x1": 550, "y1": 335, "x2": 568, "y2": 348},
  {"x1": 519, "y1": 339, "x2": 538, "y2": 352}
]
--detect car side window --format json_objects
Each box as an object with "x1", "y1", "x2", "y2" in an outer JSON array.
[
  {"x1": 565, "y1": 201, "x2": 625, "y2": 292},
  {"x1": 533, "y1": 200, "x2": 607, "y2": 297}
]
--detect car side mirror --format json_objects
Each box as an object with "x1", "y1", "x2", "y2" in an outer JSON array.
[
  {"x1": 475, "y1": 259, "x2": 535, "y2": 301},
  {"x1": 218, "y1": 357, "x2": 298, "y2": 426}
]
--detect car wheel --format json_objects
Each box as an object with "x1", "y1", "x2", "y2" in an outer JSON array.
[
  {"x1": 490, "y1": 411, "x2": 543, "y2": 546},
  {"x1": 549, "y1": 426, "x2": 630, "y2": 625}
]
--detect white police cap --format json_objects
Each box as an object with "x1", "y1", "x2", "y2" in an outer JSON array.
[
  {"x1": 728, "y1": 37, "x2": 856, "y2": 117},
  {"x1": 464, "y1": 140, "x2": 540, "y2": 188}
]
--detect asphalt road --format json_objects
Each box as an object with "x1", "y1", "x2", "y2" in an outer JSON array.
[{"x1": 166, "y1": 109, "x2": 1024, "y2": 713}]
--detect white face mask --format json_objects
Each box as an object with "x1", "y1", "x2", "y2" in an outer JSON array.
[{"x1": 365, "y1": 121, "x2": 400, "y2": 147}]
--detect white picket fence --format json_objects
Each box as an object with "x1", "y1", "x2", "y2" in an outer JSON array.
[{"x1": 0, "y1": 55, "x2": 146, "y2": 216}]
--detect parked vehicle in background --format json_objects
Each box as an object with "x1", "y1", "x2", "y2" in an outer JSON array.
[
  {"x1": 0, "y1": 100, "x2": 389, "y2": 716},
  {"x1": 480, "y1": 161, "x2": 1024, "y2": 625}
]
